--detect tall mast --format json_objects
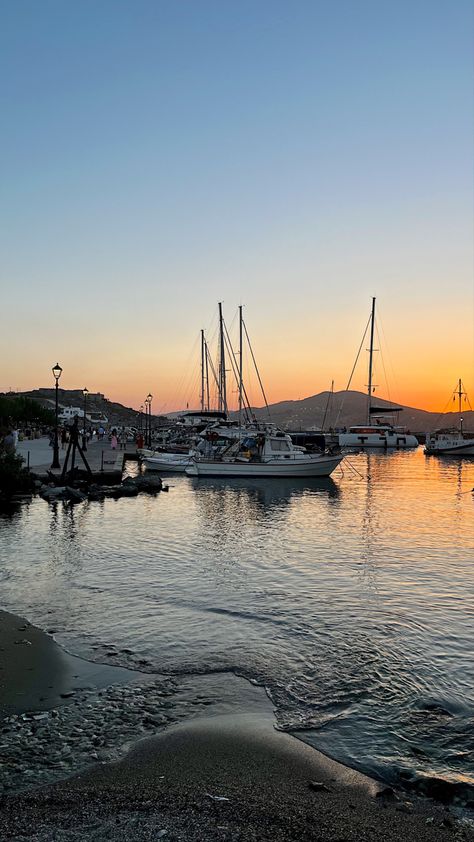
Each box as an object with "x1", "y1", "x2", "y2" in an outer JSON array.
[
  {"x1": 366, "y1": 297, "x2": 376, "y2": 424},
  {"x1": 205, "y1": 341, "x2": 210, "y2": 411},
  {"x1": 218, "y1": 302, "x2": 227, "y2": 414},
  {"x1": 238, "y1": 305, "x2": 243, "y2": 427},
  {"x1": 456, "y1": 378, "x2": 465, "y2": 433},
  {"x1": 200, "y1": 329, "x2": 205, "y2": 412}
]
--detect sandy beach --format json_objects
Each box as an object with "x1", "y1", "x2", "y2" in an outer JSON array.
[{"x1": 0, "y1": 608, "x2": 471, "y2": 841}]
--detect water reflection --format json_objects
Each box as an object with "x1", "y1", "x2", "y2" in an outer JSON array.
[
  {"x1": 0, "y1": 450, "x2": 473, "y2": 801},
  {"x1": 190, "y1": 475, "x2": 340, "y2": 514}
]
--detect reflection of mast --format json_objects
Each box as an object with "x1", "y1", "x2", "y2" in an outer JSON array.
[
  {"x1": 218, "y1": 302, "x2": 227, "y2": 413},
  {"x1": 366, "y1": 297, "x2": 376, "y2": 424}
]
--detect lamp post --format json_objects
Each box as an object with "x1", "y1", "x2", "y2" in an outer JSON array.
[
  {"x1": 82, "y1": 388, "x2": 89, "y2": 450},
  {"x1": 140, "y1": 404, "x2": 144, "y2": 434},
  {"x1": 51, "y1": 363, "x2": 62, "y2": 469},
  {"x1": 147, "y1": 393, "x2": 153, "y2": 447},
  {"x1": 144, "y1": 396, "x2": 149, "y2": 446}
]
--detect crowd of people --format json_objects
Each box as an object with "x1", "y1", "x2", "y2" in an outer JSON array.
[{"x1": 1, "y1": 422, "x2": 148, "y2": 457}]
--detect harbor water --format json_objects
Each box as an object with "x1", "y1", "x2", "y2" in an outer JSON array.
[{"x1": 0, "y1": 449, "x2": 473, "y2": 803}]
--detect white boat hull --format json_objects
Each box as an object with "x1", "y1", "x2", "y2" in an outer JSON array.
[
  {"x1": 339, "y1": 432, "x2": 418, "y2": 449},
  {"x1": 143, "y1": 456, "x2": 191, "y2": 472},
  {"x1": 186, "y1": 454, "x2": 343, "y2": 478},
  {"x1": 425, "y1": 436, "x2": 474, "y2": 456}
]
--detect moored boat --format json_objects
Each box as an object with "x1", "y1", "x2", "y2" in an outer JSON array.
[
  {"x1": 142, "y1": 453, "x2": 192, "y2": 472},
  {"x1": 185, "y1": 430, "x2": 343, "y2": 478},
  {"x1": 337, "y1": 298, "x2": 418, "y2": 450},
  {"x1": 340, "y1": 424, "x2": 419, "y2": 449},
  {"x1": 425, "y1": 380, "x2": 474, "y2": 456}
]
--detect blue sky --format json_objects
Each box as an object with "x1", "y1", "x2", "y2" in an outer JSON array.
[{"x1": 1, "y1": 1, "x2": 472, "y2": 410}]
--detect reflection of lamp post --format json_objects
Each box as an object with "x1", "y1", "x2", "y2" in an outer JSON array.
[
  {"x1": 51, "y1": 363, "x2": 62, "y2": 469},
  {"x1": 82, "y1": 388, "x2": 89, "y2": 450},
  {"x1": 147, "y1": 393, "x2": 153, "y2": 447}
]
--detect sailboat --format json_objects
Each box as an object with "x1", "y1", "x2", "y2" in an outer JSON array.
[
  {"x1": 338, "y1": 298, "x2": 419, "y2": 450},
  {"x1": 185, "y1": 306, "x2": 344, "y2": 478},
  {"x1": 425, "y1": 380, "x2": 474, "y2": 455}
]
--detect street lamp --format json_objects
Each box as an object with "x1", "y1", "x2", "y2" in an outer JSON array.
[
  {"x1": 82, "y1": 388, "x2": 89, "y2": 450},
  {"x1": 51, "y1": 363, "x2": 62, "y2": 469},
  {"x1": 147, "y1": 393, "x2": 153, "y2": 447},
  {"x1": 140, "y1": 404, "x2": 144, "y2": 434}
]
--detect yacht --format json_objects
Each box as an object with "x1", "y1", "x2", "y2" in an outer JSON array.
[{"x1": 338, "y1": 298, "x2": 418, "y2": 450}]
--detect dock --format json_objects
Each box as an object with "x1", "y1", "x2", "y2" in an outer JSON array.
[{"x1": 16, "y1": 437, "x2": 139, "y2": 481}]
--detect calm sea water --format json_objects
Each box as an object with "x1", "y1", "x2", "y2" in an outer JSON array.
[{"x1": 1, "y1": 449, "x2": 473, "y2": 801}]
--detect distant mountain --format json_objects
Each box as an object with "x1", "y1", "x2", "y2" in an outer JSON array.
[{"x1": 237, "y1": 390, "x2": 473, "y2": 433}]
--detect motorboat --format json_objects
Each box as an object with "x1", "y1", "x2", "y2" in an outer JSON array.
[
  {"x1": 142, "y1": 452, "x2": 193, "y2": 472},
  {"x1": 425, "y1": 379, "x2": 474, "y2": 456},
  {"x1": 424, "y1": 431, "x2": 474, "y2": 456},
  {"x1": 185, "y1": 430, "x2": 343, "y2": 478}
]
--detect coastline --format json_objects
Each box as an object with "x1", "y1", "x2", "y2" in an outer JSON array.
[{"x1": 0, "y1": 608, "x2": 471, "y2": 840}]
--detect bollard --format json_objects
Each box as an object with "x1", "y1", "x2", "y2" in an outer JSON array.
[{"x1": 101, "y1": 450, "x2": 104, "y2": 472}]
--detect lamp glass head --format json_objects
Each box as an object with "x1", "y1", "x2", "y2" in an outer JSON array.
[
  {"x1": 83, "y1": 387, "x2": 89, "y2": 397},
  {"x1": 52, "y1": 363, "x2": 62, "y2": 382}
]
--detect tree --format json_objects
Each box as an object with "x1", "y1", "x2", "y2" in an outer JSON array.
[{"x1": 0, "y1": 396, "x2": 55, "y2": 426}]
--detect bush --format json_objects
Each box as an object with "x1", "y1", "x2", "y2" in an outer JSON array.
[{"x1": 0, "y1": 450, "x2": 35, "y2": 497}]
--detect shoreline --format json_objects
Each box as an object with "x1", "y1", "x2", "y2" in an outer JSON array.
[{"x1": 0, "y1": 608, "x2": 471, "y2": 840}]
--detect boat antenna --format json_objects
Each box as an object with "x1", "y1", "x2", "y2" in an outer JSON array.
[
  {"x1": 218, "y1": 302, "x2": 228, "y2": 414},
  {"x1": 242, "y1": 317, "x2": 271, "y2": 421},
  {"x1": 366, "y1": 297, "x2": 376, "y2": 424}
]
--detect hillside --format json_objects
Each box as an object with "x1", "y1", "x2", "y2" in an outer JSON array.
[
  {"x1": 243, "y1": 390, "x2": 473, "y2": 433},
  {"x1": 12, "y1": 389, "x2": 167, "y2": 428}
]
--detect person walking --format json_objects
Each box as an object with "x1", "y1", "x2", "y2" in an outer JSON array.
[
  {"x1": 110, "y1": 430, "x2": 118, "y2": 450},
  {"x1": 119, "y1": 428, "x2": 127, "y2": 450}
]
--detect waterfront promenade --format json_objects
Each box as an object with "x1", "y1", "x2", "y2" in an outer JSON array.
[{"x1": 16, "y1": 437, "x2": 137, "y2": 476}]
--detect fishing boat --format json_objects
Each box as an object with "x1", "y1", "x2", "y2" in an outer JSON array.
[
  {"x1": 338, "y1": 298, "x2": 418, "y2": 450},
  {"x1": 186, "y1": 429, "x2": 343, "y2": 478},
  {"x1": 425, "y1": 380, "x2": 474, "y2": 456}
]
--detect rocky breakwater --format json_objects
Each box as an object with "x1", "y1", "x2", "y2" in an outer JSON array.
[{"x1": 39, "y1": 474, "x2": 164, "y2": 504}]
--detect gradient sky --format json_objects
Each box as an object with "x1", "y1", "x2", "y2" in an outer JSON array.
[{"x1": 1, "y1": 0, "x2": 473, "y2": 413}]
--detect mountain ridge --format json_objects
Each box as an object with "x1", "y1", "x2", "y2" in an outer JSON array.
[{"x1": 5, "y1": 388, "x2": 471, "y2": 432}]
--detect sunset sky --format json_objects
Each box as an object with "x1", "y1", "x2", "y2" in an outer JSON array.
[{"x1": 1, "y1": 1, "x2": 473, "y2": 413}]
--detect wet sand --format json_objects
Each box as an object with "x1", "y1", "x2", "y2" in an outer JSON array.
[
  {"x1": 0, "y1": 609, "x2": 139, "y2": 715},
  {"x1": 0, "y1": 608, "x2": 471, "y2": 841}
]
